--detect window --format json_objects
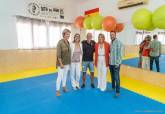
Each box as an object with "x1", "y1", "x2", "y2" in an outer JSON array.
[
  {"x1": 16, "y1": 18, "x2": 33, "y2": 49},
  {"x1": 158, "y1": 32, "x2": 165, "y2": 45},
  {"x1": 86, "y1": 30, "x2": 111, "y2": 43},
  {"x1": 135, "y1": 31, "x2": 152, "y2": 45},
  {"x1": 16, "y1": 16, "x2": 71, "y2": 49},
  {"x1": 135, "y1": 31, "x2": 165, "y2": 45},
  {"x1": 33, "y1": 21, "x2": 47, "y2": 48},
  {"x1": 48, "y1": 23, "x2": 61, "y2": 47}
]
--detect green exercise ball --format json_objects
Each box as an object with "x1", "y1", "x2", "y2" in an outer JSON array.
[
  {"x1": 153, "y1": 5, "x2": 165, "y2": 29},
  {"x1": 83, "y1": 16, "x2": 92, "y2": 29},
  {"x1": 132, "y1": 8, "x2": 153, "y2": 30},
  {"x1": 146, "y1": 25, "x2": 156, "y2": 31},
  {"x1": 91, "y1": 14, "x2": 103, "y2": 30}
]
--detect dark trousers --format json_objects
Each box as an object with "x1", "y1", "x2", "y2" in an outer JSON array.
[
  {"x1": 109, "y1": 65, "x2": 120, "y2": 93},
  {"x1": 150, "y1": 56, "x2": 160, "y2": 72}
]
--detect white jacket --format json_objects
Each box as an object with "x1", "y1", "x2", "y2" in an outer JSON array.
[{"x1": 70, "y1": 42, "x2": 83, "y2": 64}]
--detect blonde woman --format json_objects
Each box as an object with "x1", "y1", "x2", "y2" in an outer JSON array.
[
  {"x1": 56, "y1": 29, "x2": 71, "y2": 96},
  {"x1": 70, "y1": 33, "x2": 83, "y2": 90},
  {"x1": 95, "y1": 34, "x2": 110, "y2": 91}
]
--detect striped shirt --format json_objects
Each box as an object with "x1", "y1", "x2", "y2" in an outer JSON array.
[{"x1": 109, "y1": 39, "x2": 123, "y2": 65}]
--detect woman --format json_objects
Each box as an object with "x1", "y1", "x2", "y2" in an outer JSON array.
[
  {"x1": 138, "y1": 37, "x2": 148, "y2": 68},
  {"x1": 141, "y1": 35, "x2": 151, "y2": 70},
  {"x1": 56, "y1": 29, "x2": 71, "y2": 96},
  {"x1": 70, "y1": 33, "x2": 83, "y2": 90},
  {"x1": 95, "y1": 33, "x2": 110, "y2": 91}
]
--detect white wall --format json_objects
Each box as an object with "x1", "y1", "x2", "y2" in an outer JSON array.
[
  {"x1": 1, "y1": 0, "x2": 165, "y2": 49},
  {"x1": 0, "y1": 0, "x2": 79, "y2": 49},
  {"x1": 76, "y1": 0, "x2": 165, "y2": 45}
]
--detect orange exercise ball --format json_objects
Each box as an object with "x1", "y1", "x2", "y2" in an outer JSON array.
[
  {"x1": 114, "y1": 23, "x2": 124, "y2": 32},
  {"x1": 102, "y1": 16, "x2": 117, "y2": 32},
  {"x1": 74, "y1": 16, "x2": 84, "y2": 29}
]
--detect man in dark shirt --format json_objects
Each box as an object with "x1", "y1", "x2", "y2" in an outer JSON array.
[{"x1": 81, "y1": 33, "x2": 95, "y2": 88}]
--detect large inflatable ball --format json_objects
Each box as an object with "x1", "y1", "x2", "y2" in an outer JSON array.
[
  {"x1": 91, "y1": 14, "x2": 103, "y2": 30},
  {"x1": 83, "y1": 16, "x2": 92, "y2": 29},
  {"x1": 146, "y1": 25, "x2": 156, "y2": 31},
  {"x1": 114, "y1": 23, "x2": 124, "y2": 32},
  {"x1": 102, "y1": 16, "x2": 117, "y2": 32},
  {"x1": 132, "y1": 8, "x2": 153, "y2": 30},
  {"x1": 153, "y1": 5, "x2": 165, "y2": 29},
  {"x1": 74, "y1": 16, "x2": 84, "y2": 29}
]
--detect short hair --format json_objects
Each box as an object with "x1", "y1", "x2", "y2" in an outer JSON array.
[
  {"x1": 62, "y1": 28, "x2": 71, "y2": 37},
  {"x1": 110, "y1": 31, "x2": 116, "y2": 34},
  {"x1": 73, "y1": 33, "x2": 80, "y2": 43},
  {"x1": 86, "y1": 32, "x2": 92, "y2": 36},
  {"x1": 153, "y1": 34, "x2": 158, "y2": 39}
]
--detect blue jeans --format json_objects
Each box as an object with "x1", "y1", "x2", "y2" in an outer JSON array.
[
  {"x1": 82, "y1": 61, "x2": 94, "y2": 73},
  {"x1": 150, "y1": 56, "x2": 160, "y2": 72},
  {"x1": 109, "y1": 65, "x2": 120, "y2": 93}
]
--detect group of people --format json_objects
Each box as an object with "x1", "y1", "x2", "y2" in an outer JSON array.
[
  {"x1": 56, "y1": 28, "x2": 123, "y2": 97},
  {"x1": 139, "y1": 34, "x2": 161, "y2": 72}
]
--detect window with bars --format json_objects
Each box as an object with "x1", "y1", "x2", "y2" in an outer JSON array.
[{"x1": 16, "y1": 16, "x2": 71, "y2": 49}]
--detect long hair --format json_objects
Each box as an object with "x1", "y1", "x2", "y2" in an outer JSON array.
[
  {"x1": 145, "y1": 35, "x2": 151, "y2": 41},
  {"x1": 98, "y1": 33, "x2": 105, "y2": 43},
  {"x1": 73, "y1": 33, "x2": 80, "y2": 43}
]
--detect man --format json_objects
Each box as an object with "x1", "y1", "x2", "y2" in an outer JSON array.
[
  {"x1": 109, "y1": 31, "x2": 123, "y2": 97},
  {"x1": 81, "y1": 33, "x2": 95, "y2": 88},
  {"x1": 149, "y1": 34, "x2": 161, "y2": 72}
]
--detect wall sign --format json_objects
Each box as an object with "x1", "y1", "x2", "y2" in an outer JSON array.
[{"x1": 28, "y1": 2, "x2": 64, "y2": 19}]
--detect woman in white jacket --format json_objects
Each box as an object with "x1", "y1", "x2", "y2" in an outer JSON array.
[{"x1": 70, "y1": 33, "x2": 83, "y2": 90}]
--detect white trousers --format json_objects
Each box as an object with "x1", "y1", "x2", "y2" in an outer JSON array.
[
  {"x1": 97, "y1": 56, "x2": 107, "y2": 91},
  {"x1": 56, "y1": 65, "x2": 69, "y2": 91},
  {"x1": 70, "y1": 62, "x2": 81, "y2": 88},
  {"x1": 142, "y1": 56, "x2": 150, "y2": 70}
]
